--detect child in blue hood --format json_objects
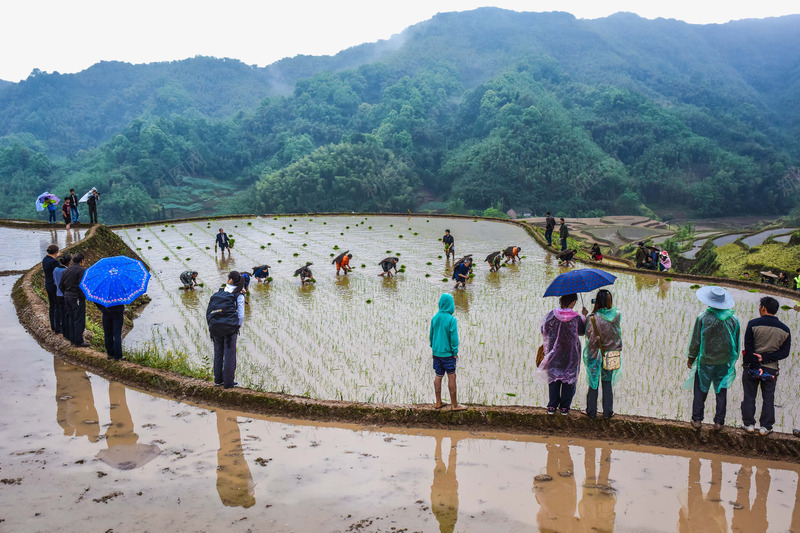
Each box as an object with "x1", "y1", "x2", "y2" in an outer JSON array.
[{"x1": 429, "y1": 293, "x2": 467, "y2": 411}]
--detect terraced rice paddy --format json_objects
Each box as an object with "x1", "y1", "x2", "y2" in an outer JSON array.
[
  {"x1": 0, "y1": 226, "x2": 86, "y2": 271},
  {"x1": 116, "y1": 216, "x2": 800, "y2": 431}
]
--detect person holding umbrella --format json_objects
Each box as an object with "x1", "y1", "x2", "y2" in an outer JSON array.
[
  {"x1": 80, "y1": 255, "x2": 151, "y2": 360},
  {"x1": 84, "y1": 188, "x2": 100, "y2": 224},
  {"x1": 538, "y1": 268, "x2": 617, "y2": 415},
  {"x1": 538, "y1": 293, "x2": 587, "y2": 414},
  {"x1": 685, "y1": 286, "x2": 740, "y2": 430}
]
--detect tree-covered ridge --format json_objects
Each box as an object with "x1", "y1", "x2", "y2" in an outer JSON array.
[{"x1": 0, "y1": 9, "x2": 799, "y2": 223}]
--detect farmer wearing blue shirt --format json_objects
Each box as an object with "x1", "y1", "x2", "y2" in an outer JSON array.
[
  {"x1": 429, "y1": 293, "x2": 467, "y2": 411},
  {"x1": 452, "y1": 256, "x2": 472, "y2": 289}
]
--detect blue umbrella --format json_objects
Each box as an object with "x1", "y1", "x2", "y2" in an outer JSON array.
[
  {"x1": 543, "y1": 268, "x2": 616, "y2": 297},
  {"x1": 80, "y1": 256, "x2": 151, "y2": 306}
]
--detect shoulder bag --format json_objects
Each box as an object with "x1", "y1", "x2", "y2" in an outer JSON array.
[{"x1": 590, "y1": 315, "x2": 621, "y2": 371}]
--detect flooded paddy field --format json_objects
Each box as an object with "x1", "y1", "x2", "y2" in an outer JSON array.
[
  {"x1": 4, "y1": 275, "x2": 800, "y2": 533},
  {"x1": 116, "y1": 216, "x2": 800, "y2": 432},
  {"x1": 0, "y1": 226, "x2": 85, "y2": 271}
]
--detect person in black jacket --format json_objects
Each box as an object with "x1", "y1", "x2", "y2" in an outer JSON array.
[
  {"x1": 741, "y1": 297, "x2": 791, "y2": 436},
  {"x1": 42, "y1": 244, "x2": 60, "y2": 332},
  {"x1": 442, "y1": 230, "x2": 455, "y2": 260},
  {"x1": 95, "y1": 302, "x2": 124, "y2": 360},
  {"x1": 544, "y1": 212, "x2": 556, "y2": 247},
  {"x1": 86, "y1": 188, "x2": 99, "y2": 224},
  {"x1": 59, "y1": 252, "x2": 89, "y2": 347},
  {"x1": 215, "y1": 228, "x2": 231, "y2": 256},
  {"x1": 68, "y1": 189, "x2": 80, "y2": 224}
]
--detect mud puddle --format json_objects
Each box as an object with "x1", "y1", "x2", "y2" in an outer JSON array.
[{"x1": 2, "y1": 276, "x2": 800, "y2": 532}]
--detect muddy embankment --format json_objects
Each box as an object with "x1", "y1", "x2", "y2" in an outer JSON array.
[{"x1": 12, "y1": 215, "x2": 800, "y2": 464}]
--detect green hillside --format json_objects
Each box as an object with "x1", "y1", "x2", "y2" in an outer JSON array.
[{"x1": 1, "y1": 9, "x2": 799, "y2": 224}]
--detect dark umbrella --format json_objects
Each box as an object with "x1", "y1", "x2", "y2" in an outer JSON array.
[
  {"x1": 485, "y1": 251, "x2": 501, "y2": 263},
  {"x1": 294, "y1": 262, "x2": 313, "y2": 276},
  {"x1": 543, "y1": 268, "x2": 616, "y2": 297},
  {"x1": 80, "y1": 256, "x2": 151, "y2": 306}
]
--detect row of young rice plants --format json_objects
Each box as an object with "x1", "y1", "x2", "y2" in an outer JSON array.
[{"x1": 117, "y1": 216, "x2": 800, "y2": 431}]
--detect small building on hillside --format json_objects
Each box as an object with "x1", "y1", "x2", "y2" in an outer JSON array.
[{"x1": 507, "y1": 207, "x2": 533, "y2": 219}]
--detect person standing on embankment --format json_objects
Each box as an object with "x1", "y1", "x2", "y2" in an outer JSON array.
[
  {"x1": 559, "y1": 218, "x2": 569, "y2": 252},
  {"x1": 429, "y1": 293, "x2": 466, "y2": 411},
  {"x1": 59, "y1": 252, "x2": 89, "y2": 347},
  {"x1": 544, "y1": 212, "x2": 556, "y2": 247},
  {"x1": 207, "y1": 271, "x2": 246, "y2": 389},
  {"x1": 741, "y1": 296, "x2": 791, "y2": 436},
  {"x1": 42, "y1": 244, "x2": 60, "y2": 333},
  {"x1": 686, "y1": 286, "x2": 740, "y2": 431}
]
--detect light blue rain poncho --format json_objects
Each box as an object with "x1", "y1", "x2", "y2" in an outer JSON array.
[
  {"x1": 582, "y1": 307, "x2": 623, "y2": 389},
  {"x1": 684, "y1": 307, "x2": 740, "y2": 393}
]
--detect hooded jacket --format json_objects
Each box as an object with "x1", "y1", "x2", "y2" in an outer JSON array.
[
  {"x1": 685, "y1": 307, "x2": 740, "y2": 393},
  {"x1": 536, "y1": 307, "x2": 586, "y2": 384},
  {"x1": 429, "y1": 293, "x2": 459, "y2": 358}
]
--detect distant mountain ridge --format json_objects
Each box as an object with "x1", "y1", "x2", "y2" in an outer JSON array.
[{"x1": 1, "y1": 9, "x2": 799, "y2": 223}]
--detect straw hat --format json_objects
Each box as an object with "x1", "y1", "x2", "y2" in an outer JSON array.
[{"x1": 696, "y1": 286, "x2": 735, "y2": 310}]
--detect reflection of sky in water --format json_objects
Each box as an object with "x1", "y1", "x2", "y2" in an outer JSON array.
[
  {"x1": 0, "y1": 227, "x2": 84, "y2": 270},
  {"x1": 109, "y1": 217, "x2": 800, "y2": 431}
]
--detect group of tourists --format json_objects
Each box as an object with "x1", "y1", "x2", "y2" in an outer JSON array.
[
  {"x1": 635, "y1": 241, "x2": 671, "y2": 271},
  {"x1": 530, "y1": 284, "x2": 791, "y2": 434},
  {"x1": 544, "y1": 212, "x2": 572, "y2": 252},
  {"x1": 42, "y1": 243, "x2": 123, "y2": 360},
  {"x1": 45, "y1": 188, "x2": 99, "y2": 228}
]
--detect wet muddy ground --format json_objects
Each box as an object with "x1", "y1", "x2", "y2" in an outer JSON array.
[{"x1": 4, "y1": 274, "x2": 800, "y2": 532}]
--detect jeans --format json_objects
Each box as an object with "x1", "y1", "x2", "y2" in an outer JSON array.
[
  {"x1": 48, "y1": 210, "x2": 56, "y2": 223},
  {"x1": 71, "y1": 206, "x2": 79, "y2": 223},
  {"x1": 741, "y1": 370, "x2": 777, "y2": 430},
  {"x1": 548, "y1": 380, "x2": 576, "y2": 410},
  {"x1": 692, "y1": 375, "x2": 727, "y2": 425},
  {"x1": 46, "y1": 285, "x2": 57, "y2": 331},
  {"x1": 560, "y1": 238, "x2": 567, "y2": 251},
  {"x1": 64, "y1": 296, "x2": 86, "y2": 346},
  {"x1": 586, "y1": 380, "x2": 614, "y2": 418},
  {"x1": 544, "y1": 229, "x2": 553, "y2": 246},
  {"x1": 213, "y1": 333, "x2": 238, "y2": 388},
  {"x1": 102, "y1": 310, "x2": 124, "y2": 359},
  {"x1": 55, "y1": 296, "x2": 65, "y2": 335},
  {"x1": 88, "y1": 204, "x2": 98, "y2": 224}
]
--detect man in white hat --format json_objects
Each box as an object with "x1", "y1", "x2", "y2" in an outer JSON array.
[{"x1": 685, "y1": 286, "x2": 740, "y2": 430}]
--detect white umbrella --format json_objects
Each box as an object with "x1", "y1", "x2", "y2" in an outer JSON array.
[{"x1": 79, "y1": 187, "x2": 97, "y2": 203}]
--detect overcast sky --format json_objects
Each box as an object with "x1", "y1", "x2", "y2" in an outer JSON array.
[{"x1": 2, "y1": 0, "x2": 798, "y2": 82}]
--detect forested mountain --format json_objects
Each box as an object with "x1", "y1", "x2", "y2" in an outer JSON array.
[{"x1": 1, "y1": 8, "x2": 799, "y2": 223}]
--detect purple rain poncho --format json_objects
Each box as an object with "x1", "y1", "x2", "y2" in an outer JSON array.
[
  {"x1": 683, "y1": 307, "x2": 741, "y2": 394},
  {"x1": 583, "y1": 307, "x2": 623, "y2": 389},
  {"x1": 536, "y1": 307, "x2": 586, "y2": 385}
]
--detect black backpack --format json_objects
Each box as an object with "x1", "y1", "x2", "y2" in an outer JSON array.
[{"x1": 206, "y1": 289, "x2": 240, "y2": 337}]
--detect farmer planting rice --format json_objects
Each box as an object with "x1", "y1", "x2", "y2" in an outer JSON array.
[
  {"x1": 485, "y1": 251, "x2": 502, "y2": 272},
  {"x1": 332, "y1": 251, "x2": 353, "y2": 275},
  {"x1": 294, "y1": 262, "x2": 315, "y2": 284},
  {"x1": 442, "y1": 229, "x2": 455, "y2": 260},
  {"x1": 252, "y1": 265, "x2": 270, "y2": 283},
  {"x1": 557, "y1": 249, "x2": 578, "y2": 267},
  {"x1": 206, "y1": 271, "x2": 246, "y2": 389},
  {"x1": 503, "y1": 246, "x2": 521, "y2": 263},
  {"x1": 452, "y1": 255, "x2": 473, "y2": 289},
  {"x1": 429, "y1": 293, "x2": 466, "y2": 411},
  {"x1": 686, "y1": 286, "x2": 740, "y2": 430},
  {"x1": 180, "y1": 270, "x2": 199, "y2": 290},
  {"x1": 378, "y1": 257, "x2": 399, "y2": 278}
]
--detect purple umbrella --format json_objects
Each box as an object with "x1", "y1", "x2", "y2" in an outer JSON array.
[{"x1": 35, "y1": 192, "x2": 59, "y2": 212}]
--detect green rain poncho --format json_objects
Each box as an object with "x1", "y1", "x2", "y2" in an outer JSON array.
[
  {"x1": 684, "y1": 308, "x2": 741, "y2": 393},
  {"x1": 582, "y1": 307, "x2": 623, "y2": 389}
]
